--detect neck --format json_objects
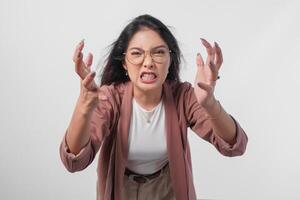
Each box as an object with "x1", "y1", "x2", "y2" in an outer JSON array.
[{"x1": 133, "y1": 86, "x2": 163, "y2": 111}]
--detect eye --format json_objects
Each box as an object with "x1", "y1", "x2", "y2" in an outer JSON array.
[
  {"x1": 130, "y1": 51, "x2": 142, "y2": 56},
  {"x1": 153, "y1": 49, "x2": 166, "y2": 55}
]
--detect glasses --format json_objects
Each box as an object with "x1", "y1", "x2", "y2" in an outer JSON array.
[{"x1": 123, "y1": 47, "x2": 172, "y2": 65}]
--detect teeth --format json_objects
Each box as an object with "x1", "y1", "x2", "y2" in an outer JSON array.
[{"x1": 141, "y1": 73, "x2": 156, "y2": 81}]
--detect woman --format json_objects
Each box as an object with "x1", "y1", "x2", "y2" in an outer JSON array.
[{"x1": 60, "y1": 14, "x2": 248, "y2": 200}]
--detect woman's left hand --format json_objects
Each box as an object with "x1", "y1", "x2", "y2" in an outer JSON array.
[{"x1": 194, "y1": 38, "x2": 223, "y2": 108}]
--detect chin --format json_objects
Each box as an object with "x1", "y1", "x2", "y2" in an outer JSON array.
[{"x1": 135, "y1": 81, "x2": 163, "y2": 93}]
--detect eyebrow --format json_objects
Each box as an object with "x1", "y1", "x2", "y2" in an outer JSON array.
[{"x1": 128, "y1": 45, "x2": 168, "y2": 51}]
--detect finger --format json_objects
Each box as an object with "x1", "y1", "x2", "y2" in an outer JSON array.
[
  {"x1": 208, "y1": 61, "x2": 219, "y2": 81},
  {"x1": 73, "y1": 39, "x2": 85, "y2": 63},
  {"x1": 73, "y1": 40, "x2": 89, "y2": 80},
  {"x1": 197, "y1": 82, "x2": 212, "y2": 92},
  {"x1": 212, "y1": 46, "x2": 216, "y2": 65},
  {"x1": 214, "y1": 42, "x2": 223, "y2": 70},
  {"x1": 82, "y1": 71, "x2": 97, "y2": 91},
  {"x1": 75, "y1": 56, "x2": 88, "y2": 80},
  {"x1": 196, "y1": 53, "x2": 204, "y2": 67},
  {"x1": 200, "y1": 38, "x2": 215, "y2": 65},
  {"x1": 84, "y1": 52, "x2": 93, "y2": 68},
  {"x1": 82, "y1": 52, "x2": 93, "y2": 77}
]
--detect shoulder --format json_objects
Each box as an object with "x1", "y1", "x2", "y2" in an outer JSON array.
[
  {"x1": 98, "y1": 81, "x2": 130, "y2": 106},
  {"x1": 99, "y1": 81, "x2": 127, "y2": 93},
  {"x1": 165, "y1": 80, "x2": 193, "y2": 99}
]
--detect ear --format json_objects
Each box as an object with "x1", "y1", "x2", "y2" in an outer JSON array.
[{"x1": 122, "y1": 63, "x2": 128, "y2": 71}]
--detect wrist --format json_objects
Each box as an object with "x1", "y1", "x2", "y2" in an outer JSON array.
[
  {"x1": 77, "y1": 94, "x2": 99, "y2": 112},
  {"x1": 203, "y1": 99, "x2": 221, "y2": 118},
  {"x1": 75, "y1": 100, "x2": 96, "y2": 117},
  {"x1": 202, "y1": 96, "x2": 217, "y2": 111}
]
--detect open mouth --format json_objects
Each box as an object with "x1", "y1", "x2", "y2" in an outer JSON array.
[{"x1": 140, "y1": 72, "x2": 157, "y2": 83}]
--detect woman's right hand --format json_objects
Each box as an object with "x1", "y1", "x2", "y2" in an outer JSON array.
[{"x1": 73, "y1": 40, "x2": 100, "y2": 114}]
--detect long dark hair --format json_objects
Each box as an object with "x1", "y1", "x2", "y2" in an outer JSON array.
[{"x1": 100, "y1": 14, "x2": 181, "y2": 86}]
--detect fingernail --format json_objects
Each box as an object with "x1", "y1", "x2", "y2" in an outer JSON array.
[
  {"x1": 91, "y1": 71, "x2": 96, "y2": 77},
  {"x1": 214, "y1": 41, "x2": 219, "y2": 47},
  {"x1": 79, "y1": 39, "x2": 85, "y2": 45},
  {"x1": 197, "y1": 53, "x2": 200, "y2": 56}
]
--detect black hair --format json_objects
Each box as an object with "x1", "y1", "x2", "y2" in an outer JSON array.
[{"x1": 100, "y1": 14, "x2": 181, "y2": 86}]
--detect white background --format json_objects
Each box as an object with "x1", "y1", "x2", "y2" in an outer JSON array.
[{"x1": 1, "y1": 0, "x2": 300, "y2": 199}]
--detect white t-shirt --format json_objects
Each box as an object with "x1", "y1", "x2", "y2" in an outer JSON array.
[{"x1": 127, "y1": 98, "x2": 168, "y2": 174}]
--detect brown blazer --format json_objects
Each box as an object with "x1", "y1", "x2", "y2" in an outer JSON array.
[{"x1": 60, "y1": 80, "x2": 248, "y2": 200}]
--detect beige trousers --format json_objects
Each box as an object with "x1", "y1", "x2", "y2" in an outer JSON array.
[{"x1": 122, "y1": 164, "x2": 176, "y2": 200}]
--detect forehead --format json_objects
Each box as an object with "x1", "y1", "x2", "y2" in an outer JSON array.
[{"x1": 127, "y1": 28, "x2": 167, "y2": 49}]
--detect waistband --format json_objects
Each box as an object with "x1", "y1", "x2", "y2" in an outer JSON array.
[{"x1": 124, "y1": 163, "x2": 169, "y2": 183}]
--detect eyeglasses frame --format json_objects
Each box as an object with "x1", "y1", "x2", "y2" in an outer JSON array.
[{"x1": 123, "y1": 47, "x2": 172, "y2": 65}]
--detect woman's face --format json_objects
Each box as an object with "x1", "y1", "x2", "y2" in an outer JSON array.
[{"x1": 123, "y1": 28, "x2": 171, "y2": 94}]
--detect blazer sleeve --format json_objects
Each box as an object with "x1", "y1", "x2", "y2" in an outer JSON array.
[
  {"x1": 183, "y1": 83, "x2": 248, "y2": 157},
  {"x1": 59, "y1": 86, "x2": 114, "y2": 172}
]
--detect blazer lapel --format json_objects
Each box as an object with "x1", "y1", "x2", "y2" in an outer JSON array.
[
  {"x1": 114, "y1": 81, "x2": 133, "y2": 200},
  {"x1": 163, "y1": 82, "x2": 189, "y2": 200},
  {"x1": 119, "y1": 81, "x2": 133, "y2": 163}
]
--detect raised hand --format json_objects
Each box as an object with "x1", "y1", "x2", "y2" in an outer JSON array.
[
  {"x1": 73, "y1": 40, "x2": 97, "y2": 90},
  {"x1": 194, "y1": 38, "x2": 223, "y2": 108},
  {"x1": 72, "y1": 40, "x2": 99, "y2": 113}
]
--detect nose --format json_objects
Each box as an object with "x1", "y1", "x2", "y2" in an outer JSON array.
[{"x1": 142, "y1": 52, "x2": 154, "y2": 69}]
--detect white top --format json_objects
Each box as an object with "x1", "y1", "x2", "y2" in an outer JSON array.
[{"x1": 127, "y1": 98, "x2": 168, "y2": 174}]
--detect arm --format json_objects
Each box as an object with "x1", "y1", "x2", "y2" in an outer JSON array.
[
  {"x1": 66, "y1": 97, "x2": 96, "y2": 156},
  {"x1": 185, "y1": 83, "x2": 248, "y2": 156},
  {"x1": 59, "y1": 87, "x2": 113, "y2": 172},
  {"x1": 203, "y1": 100, "x2": 237, "y2": 145},
  {"x1": 186, "y1": 38, "x2": 248, "y2": 156},
  {"x1": 59, "y1": 40, "x2": 113, "y2": 172}
]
